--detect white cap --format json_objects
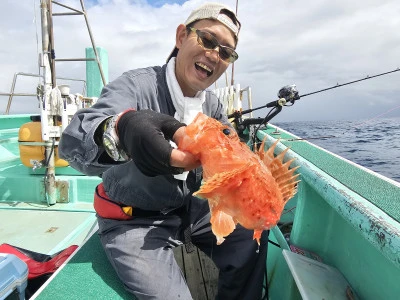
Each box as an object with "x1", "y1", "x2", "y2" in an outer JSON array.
[{"x1": 167, "y1": 2, "x2": 241, "y2": 62}]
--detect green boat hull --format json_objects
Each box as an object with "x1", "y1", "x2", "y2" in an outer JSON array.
[{"x1": 1, "y1": 114, "x2": 399, "y2": 299}]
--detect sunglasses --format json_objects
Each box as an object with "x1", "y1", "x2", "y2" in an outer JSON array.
[{"x1": 188, "y1": 27, "x2": 238, "y2": 63}]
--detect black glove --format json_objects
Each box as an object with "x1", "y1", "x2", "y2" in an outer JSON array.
[{"x1": 117, "y1": 109, "x2": 186, "y2": 177}]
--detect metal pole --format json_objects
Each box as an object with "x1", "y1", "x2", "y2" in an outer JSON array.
[
  {"x1": 41, "y1": 0, "x2": 57, "y2": 205},
  {"x1": 48, "y1": 0, "x2": 56, "y2": 88},
  {"x1": 230, "y1": 0, "x2": 239, "y2": 86},
  {"x1": 52, "y1": 1, "x2": 83, "y2": 14},
  {"x1": 45, "y1": 145, "x2": 57, "y2": 205},
  {"x1": 79, "y1": 0, "x2": 107, "y2": 86},
  {"x1": 55, "y1": 58, "x2": 96, "y2": 61},
  {"x1": 2, "y1": 73, "x2": 87, "y2": 114},
  {"x1": 5, "y1": 73, "x2": 18, "y2": 115}
]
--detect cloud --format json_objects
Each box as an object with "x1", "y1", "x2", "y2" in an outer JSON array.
[{"x1": 1, "y1": 0, "x2": 399, "y2": 121}]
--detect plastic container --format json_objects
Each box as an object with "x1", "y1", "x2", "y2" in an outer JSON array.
[
  {"x1": 282, "y1": 249, "x2": 358, "y2": 300},
  {"x1": 0, "y1": 253, "x2": 28, "y2": 300},
  {"x1": 18, "y1": 121, "x2": 68, "y2": 167}
]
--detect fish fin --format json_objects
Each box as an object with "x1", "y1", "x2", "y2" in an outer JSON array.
[
  {"x1": 193, "y1": 164, "x2": 250, "y2": 196},
  {"x1": 210, "y1": 207, "x2": 236, "y2": 245},
  {"x1": 253, "y1": 230, "x2": 263, "y2": 245},
  {"x1": 257, "y1": 137, "x2": 280, "y2": 166},
  {"x1": 261, "y1": 138, "x2": 300, "y2": 203}
]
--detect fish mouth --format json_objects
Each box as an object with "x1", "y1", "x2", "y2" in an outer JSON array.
[{"x1": 195, "y1": 62, "x2": 213, "y2": 77}]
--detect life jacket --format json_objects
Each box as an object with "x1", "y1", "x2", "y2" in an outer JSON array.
[
  {"x1": 93, "y1": 183, "x2": 133, "y2": 220},
  {"x1": 93, "y1": 183, "x2": 162, "y2": 220},
  {"x1": 0, "y1": 243, "x2": 78, "y2": 279}
]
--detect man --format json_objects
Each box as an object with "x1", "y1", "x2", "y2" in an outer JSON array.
[{"x1": 59, "y1": 2, "x2": 268, "y2": 299}]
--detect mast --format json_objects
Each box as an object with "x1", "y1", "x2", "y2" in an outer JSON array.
[
  {"x1": 40, "y1": 0, "x2": 57, "y2": 205},
  {"x1": 37, "y1": 0, "x2": 106, "y2": 205}
]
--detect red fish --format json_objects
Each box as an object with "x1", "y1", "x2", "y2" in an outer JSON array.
[{"x1": 177, "y1": 112, "x2": 300, "y2": 245}]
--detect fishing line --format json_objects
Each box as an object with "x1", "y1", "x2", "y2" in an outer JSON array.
[
  {"x1": 352, "y1": 104, "x2": 400, "y2": 129},
  {"x1": 281, "y1": 206, "x2": 296, "y2": 215},
  {"x1": 251, "y1": 107, "x2": 277, "y2": 146},
  {"x1": 282, "y1": 135, "x2": 336, "y2": 142},
  {"x1": 276, "y1": 103, "x2": 400, "y2": 143}
]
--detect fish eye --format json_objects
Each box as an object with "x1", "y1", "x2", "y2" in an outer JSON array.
[{"x1": 222, "y1": 128, "x2": 231, "y2": 135}]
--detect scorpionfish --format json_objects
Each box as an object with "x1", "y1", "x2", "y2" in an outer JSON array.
[{"x1": 177, "y1": 112, "x2": 300, "y2": 245}]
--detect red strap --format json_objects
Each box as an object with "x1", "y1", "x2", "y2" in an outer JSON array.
[
  {"x1": 115, "y1": 108, "x2": 136, "y2": 136},
  {"x1": 93, "y1": 183, "x2": 132, "y2": 220},
  {"x1": 0, "y1": 243, "x2": 78, "y2": 279}
]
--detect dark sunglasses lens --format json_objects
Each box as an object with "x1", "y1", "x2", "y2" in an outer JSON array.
[
  {"x1": 197, "y1": 30, "x2": 237, "y2": 62},
  {"x1": 198, "y1": 32, "x2": 218, "y2": 50},
  {"x1": 219, "y1": 47, "x2": 233, "y2": 61}
]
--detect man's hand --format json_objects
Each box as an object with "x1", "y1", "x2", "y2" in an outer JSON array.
[
  {"x1": 117, "y1": 110, "x2": 199, "y2": 176},
  {"x1": 171, "y1": 127, "x2": 201, "y2": 171}
]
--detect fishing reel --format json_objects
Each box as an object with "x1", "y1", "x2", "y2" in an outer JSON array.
[
  {"x1": 229, "y1": 84, "x2": 301, "y2": 136},
  {"x1": 266, "y1": 84, "x2": 300, "y2": 108},
  {"x1": 228, "y1": 66, "x2": 400, "y2": 137},
  {"x1": 277, "y1": 84, "x2": 300, "y2": 105}
]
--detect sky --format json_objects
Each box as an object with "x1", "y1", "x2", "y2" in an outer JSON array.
[{"x1": 0, "y1": 0, "x2": 399, "y2": 122}]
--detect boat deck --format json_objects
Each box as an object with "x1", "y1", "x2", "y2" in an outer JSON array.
[
  {"x1": 0, "y1": 206, "x2": 97, "y2": 254},
  {"x1": 2, "y1": 115, "x2": 400, "y2": 299},
  {"x1": 0, "y1": 116, "x2": 219, "y2": 299},
  {"x1": 174, "y1": 246, "x2": 219, "y2": 299},
  {"x1": 34, "y1": 230, "x2": 219, "y2": 300}
]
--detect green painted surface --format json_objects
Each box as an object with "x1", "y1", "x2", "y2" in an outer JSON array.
[
  {"x1": 36, "y1": 232, "x2": 133, "y2": 300},
  {"x1": 0, "y1": 114, "x2": 33, "y2": 129},
  {"x1": 86, "y1": 47, "x2": 108, "y2": 97},
  {"x1": 0, "y1": 171, "x2": 100, "y2": 204},
  {"x1": 0, "y1": 115, "x2": 101, "y2": 205},
  {"x1": 289, "y1": 180, "x2": 400, "y2": 299},
  {"x1": 259, "y1": 127, "x2": 400, "y2": 299},
  {"x1": 261, "y1": 125, "x2": 400, "y2": 222},
  {"x1": 1, "y1": 115, "x2": 400, "y2": 299},
  {"x1": 267, "y1": 230, "x2": 301, "y2": 300}
]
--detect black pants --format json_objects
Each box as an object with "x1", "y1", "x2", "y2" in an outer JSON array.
[{"x1": 97, "y1": 196, "x2": 268, "y2": 300}]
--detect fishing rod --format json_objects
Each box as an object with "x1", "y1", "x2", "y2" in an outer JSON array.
[{"x1": 229, "y1": 67, "x2": 400, "y2": 133}]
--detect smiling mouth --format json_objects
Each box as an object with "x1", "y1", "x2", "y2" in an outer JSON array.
[{"x1": 195, "y1": 62, "x2": 213, "y2": 77}]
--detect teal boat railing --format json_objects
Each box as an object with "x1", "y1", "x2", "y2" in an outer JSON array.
[{"x1": 260, "y1": 126, "x2": 400, "y2": 300}]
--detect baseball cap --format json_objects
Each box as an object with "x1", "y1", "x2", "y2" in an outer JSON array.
[{"x1": 167, "y1": 2, "x2": 241, "y2": 62}]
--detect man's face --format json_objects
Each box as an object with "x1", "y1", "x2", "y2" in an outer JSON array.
[{"x1": 174, "y1": 19, "x2": 236, "y2": 97}]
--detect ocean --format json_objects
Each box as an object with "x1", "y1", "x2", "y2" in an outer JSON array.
[{"x1": 274, "y1": 117, "x2": 400, "y2": 183}]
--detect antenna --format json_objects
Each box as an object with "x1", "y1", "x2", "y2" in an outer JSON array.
[{"x1": 230, "y1": 0, "x2": 239, "y2": 86}]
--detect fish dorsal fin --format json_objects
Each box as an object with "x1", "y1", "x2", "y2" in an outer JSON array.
[
  {"x1": 193, "y1": 163, "x2": 251, "y2": 197},
  {"x1": 258, "y1": 137, "x2": 300, "y2": 203},
  {"x1": 257, "y1": 137, "x2": 279, "y2": 166}
]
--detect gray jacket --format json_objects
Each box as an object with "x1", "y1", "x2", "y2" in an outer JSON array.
[{"x1": 59, "y1": 64, "x2": 229, "y2": 212}]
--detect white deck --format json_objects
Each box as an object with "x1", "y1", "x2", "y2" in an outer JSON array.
[{"x1": 0, "y1": 205, "x2": 96, "y2": 254}]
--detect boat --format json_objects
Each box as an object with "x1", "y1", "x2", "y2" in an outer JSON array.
[{"x1": 1, "y1": 1, "x2": 399, "y2": 299}]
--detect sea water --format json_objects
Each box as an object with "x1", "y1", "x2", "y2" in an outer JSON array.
[{"x1": 274, "y1": 117, "x2": 400, "y2": 182}]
